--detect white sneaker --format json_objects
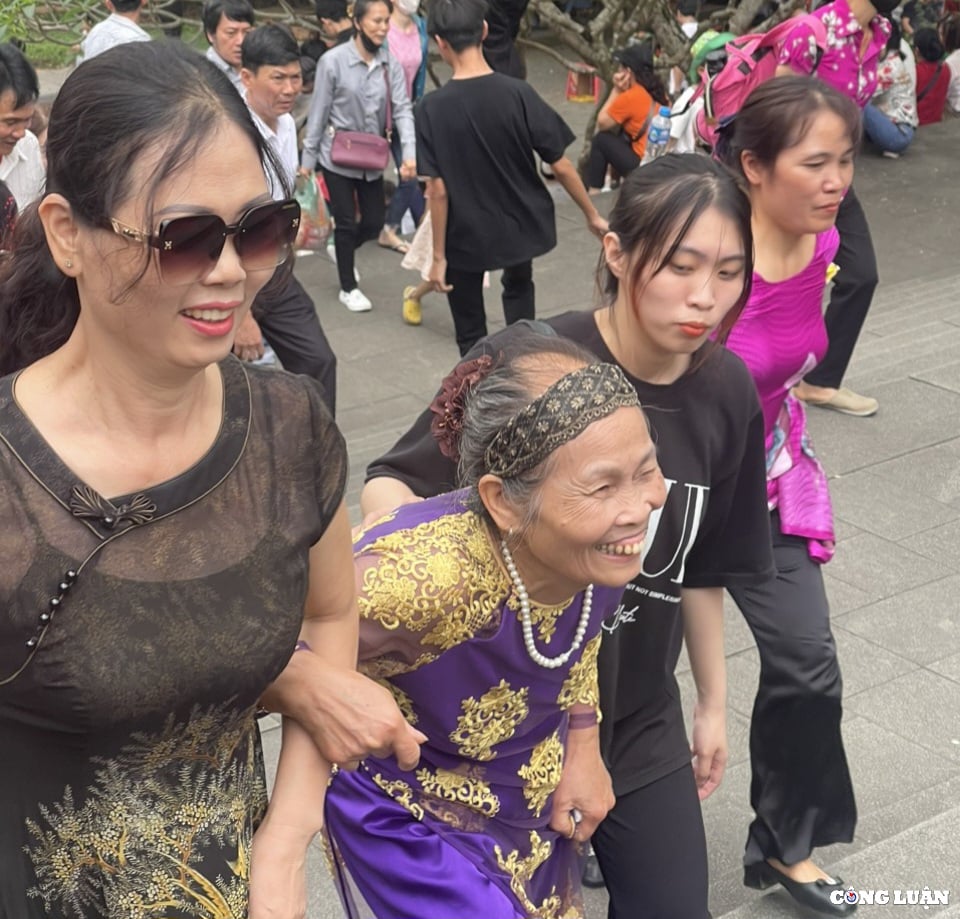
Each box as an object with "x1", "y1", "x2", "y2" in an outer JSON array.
[{"x1": 339, "y1": 288, "x2": 372, "y2": 312}]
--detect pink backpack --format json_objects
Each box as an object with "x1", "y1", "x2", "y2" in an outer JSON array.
[{"x1": 693, "y1": 14, "x2": 828, "y2": 150}]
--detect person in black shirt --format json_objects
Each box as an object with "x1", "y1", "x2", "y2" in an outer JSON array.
[
  {"x1": 482, "y1": 0, "x2": 529, "y2": 77},
  {"x1": 301, "y1": 0, "x2": 355, "y2": 62},
  {"x1": 360, "y1": 156, "x2": 775, "y2": 918},
  {"x1": 418, "y1": 0, "x2": 607, "y2": 355}
]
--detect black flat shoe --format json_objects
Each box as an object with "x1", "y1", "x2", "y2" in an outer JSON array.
[
  {"x1": 582, "y1": 852, "x2": 605, "y2": 889},
  {"x1": 744, "y1": 861, "x2": 856, "y2": 916}
]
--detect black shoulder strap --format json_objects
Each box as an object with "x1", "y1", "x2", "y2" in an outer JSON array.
[{"x1": 917, "y1": 62, "x2": 944, "y2": 103}]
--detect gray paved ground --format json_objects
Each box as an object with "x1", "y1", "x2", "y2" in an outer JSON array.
[{"x1": 40, "y1": 48, "x2": 960, "y2": 918}]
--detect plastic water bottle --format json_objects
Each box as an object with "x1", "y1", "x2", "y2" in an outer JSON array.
[{"x1": 641, "y1": 106, "x2": 672, "y2": 165}]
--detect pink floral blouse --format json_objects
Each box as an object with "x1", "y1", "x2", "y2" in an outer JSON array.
[{"x1": 778, "y1": 0, "x2": 892, "y2": 108}]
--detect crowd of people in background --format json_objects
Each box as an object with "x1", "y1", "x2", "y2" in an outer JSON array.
[{"x1": 0, "y1": 0, "x2": 957, "y2": 917}]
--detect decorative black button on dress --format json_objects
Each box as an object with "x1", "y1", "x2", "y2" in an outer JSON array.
[{"x1": 0, "y1": 358, "x2": 346, "y2": 919}]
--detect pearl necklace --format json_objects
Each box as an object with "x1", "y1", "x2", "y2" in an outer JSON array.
[{"x1": 500, "y1": 539, "x2": 593, "y2": 670}]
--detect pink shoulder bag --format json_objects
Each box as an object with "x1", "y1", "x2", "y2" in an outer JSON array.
[{"x1": 330, "y1": 63, "x2": 392, "y2": 171}]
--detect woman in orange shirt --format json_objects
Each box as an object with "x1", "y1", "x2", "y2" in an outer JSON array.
[{"x1": 584, "y1": 43, "x2": 668, "y2": 192}]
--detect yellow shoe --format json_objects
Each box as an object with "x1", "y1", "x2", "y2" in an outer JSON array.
[{"x1": 402, "y1": 286, "x2": 422, "y2": 326}]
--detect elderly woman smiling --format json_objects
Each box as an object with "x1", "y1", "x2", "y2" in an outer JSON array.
[{"x1": 323, "y1": 333, "x2": 667, "y2": 919}]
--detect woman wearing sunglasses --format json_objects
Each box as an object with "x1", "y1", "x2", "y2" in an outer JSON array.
[{"x1": 0, "y1": 41, "x2": 417, "y2": 918}]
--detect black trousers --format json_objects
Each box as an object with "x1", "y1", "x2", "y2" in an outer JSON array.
[
  {"x1": 592, "y1": 765, "x2": 711, "y2": 919},
  {"x1": 585, "y1": 131, "x2": 641, "y2": 189},
  {"x1": 322, "y1": 167, "x2": 385, "y2": 292},
  {"x1": 728, "y1": 514, "x2": 857, "y2": 868},
  {"x1": 252, "y1": 273, "x2": 338, "y2": 415},
  {"x1": 444, "y1": 261, "x2": 534, "y2": 356},
  {"x1": 804, "y1": 186, "x2": 878, "y2": 389}
]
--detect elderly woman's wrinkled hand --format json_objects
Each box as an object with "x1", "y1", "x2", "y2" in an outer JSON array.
[{"x1": 548, "y1": 724, "x2": 615, "y2": 842}]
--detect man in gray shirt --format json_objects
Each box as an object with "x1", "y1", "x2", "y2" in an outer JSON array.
[{"x1": 202, "y1": 0, "x2": 254, "y2": 92}]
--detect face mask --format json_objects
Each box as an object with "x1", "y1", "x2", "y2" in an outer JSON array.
[
  {"x1": 396, "y1": 0, "x2": 419, "y2": 14},
  {"x1": 357, "y1": 28, "x2": 381, "y2": 53}
]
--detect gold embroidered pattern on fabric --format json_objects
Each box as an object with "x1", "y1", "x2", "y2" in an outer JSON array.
[
  {"x1": 416, "y1": 766, "x2": 500, "y2": 818},
  {"x1": 494, "y1": 830, "x2": 579, "y2": 918},
  {"x1": 357, "y1": 511, "x2": 506, "y2": 672},
  {"x1": 369, "y1": 772, "x2": 425, "y2": 821},
  {"x1": 556, "y1": 634, "x2": 601, "y2": 711},
  {"x1": 387, "y1": 683, "x2": 418, "y2": 726},
  {"x1": 449, "y1": 679, "x2": 530, "y2": 761},
  {"x1": 24, "y1": 704, "x2": 263, "y2": 918},
  {"x1": 518, "y1": 734, "x2": 564, "y2": 818}
]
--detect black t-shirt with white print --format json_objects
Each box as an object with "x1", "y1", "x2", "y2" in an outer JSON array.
[{"x1": 366, "y1": 311, "x2": 774, "y2": 795}]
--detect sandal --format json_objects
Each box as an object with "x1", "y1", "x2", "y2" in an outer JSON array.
[{"x1": 378, "y1": 228, "x2": 409, "y2": 254}]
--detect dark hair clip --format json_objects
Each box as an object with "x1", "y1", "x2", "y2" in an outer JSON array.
[{"x1": 428, "y1": 355, "x2": 496, "y2": 461}]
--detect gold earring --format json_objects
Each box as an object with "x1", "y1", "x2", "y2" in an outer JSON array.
[{"x1": 64, "y1": 259, "x2": 73, "y2": 270}]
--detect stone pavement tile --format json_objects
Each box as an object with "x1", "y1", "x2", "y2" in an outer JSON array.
[
  {"x1": 833, "y1": 626, "x2": 920, "y2": 694},
  {"x1": 866, "y1": 280, "x2": 960, "y2": 327},
  {"x1": 822, "y1": 533, "x2": 952, "y2": 604},
  {"x1": 845, "y1": 669, "x2": 960, "y2": 763},
  {"x1": 722, "y1": 646, "x2": 760, "y2": 725},
  {"x1": 930, "y1": 652, "x2": 960, "y2": 683},
  {"x1": 851, "y1": 771, "x2": 960, "y2": 853},
  {"x1": 869, "y1": 440, "x2": 960, "y2": 507},
  {"x1": 305, "y1": 841, "x2": 345, "y2": 919},
  {"x1": 841, "y1": 716, "x2": 960, "y2": 815},
  {"x1": 705, "y1": 717, "x2": 958, "y2": 917},
  {"x1": 869, "y1": 308, "x2": 960, "y2": 340},
  {"x1": 823, "y1": 571, "x2": 876, "y2": 616},
  {"x1": 842, "y1": 323, "x2": 960, "y2": 391},
  {"x1": 326, "y1": 315, "x2": 445, "y2": 365},
  {"x1": 805, "y1": 379, "x2": 960, "y2": 476},
  {"x1": 838, "y1": 576, "x2": 960, "y2": 666},
  {"x1": 338, "y1": 349, "x2": 442, "y2": 407},
  {"x1": 830, "y1": 470, "x2": 960, "y2": 541},
  {"x1": 915, "y1": 360, "x2": 960, "y2": 396},
  {"x1": 834, "y1": 517, "x2": 866, "y2": 543},
  {"x1": 820, "y1": 808, "x2": 960, "y2": 916}
]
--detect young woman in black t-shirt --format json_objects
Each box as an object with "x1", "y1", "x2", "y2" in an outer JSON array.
[{"x1": 359, "y1": 155, "x2": 774, "y2": 918}]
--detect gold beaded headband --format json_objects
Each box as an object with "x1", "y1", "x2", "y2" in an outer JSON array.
[{"x1": 485, "y1": 362, "x2": 640, "y2": 478}]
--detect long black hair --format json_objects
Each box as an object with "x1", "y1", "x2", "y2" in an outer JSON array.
[{"x1": 0, "y1": 41, "x2": 279, "y2": 376}]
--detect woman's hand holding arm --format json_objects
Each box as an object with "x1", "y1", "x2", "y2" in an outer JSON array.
[
  {"x1": 681, "y1": 586, "x2": 728, "y2": 801},
  {"x1": 258, "y1": 505, "x2": 426, "y2": 770}
]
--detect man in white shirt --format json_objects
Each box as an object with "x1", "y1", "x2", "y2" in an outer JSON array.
[
  {"x1": 0, "y1": 44, "x2": 43, "y2": 210},
  {"x1": 202, "y1": 0, "x2": 254, "y2": 92},
  {"x1": 79, "y1": 0, "x2": 151, "y2": 63},
  {"x1": 233, "y1": 24, "x2": 338, "y2": 413}
]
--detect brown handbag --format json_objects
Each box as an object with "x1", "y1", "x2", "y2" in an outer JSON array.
[{"x1": 330, "y1": 63, "x2": 393, "y2": 171}]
